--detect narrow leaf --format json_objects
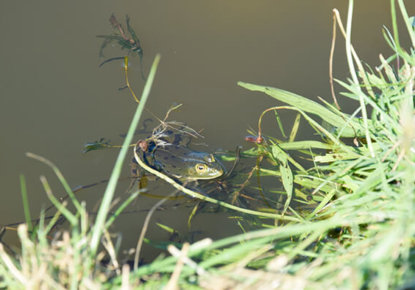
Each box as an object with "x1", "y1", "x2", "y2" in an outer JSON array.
[
  {"x1": 289, "y1": 113, "x2": 301, "y2": 142},
  {"x1": 280, "y1": 162, "x2": 293, "y2": 215},
  {"x1": 271, "y1": 145, "x2": 293, "y2": 215},
  {"x1": 238, "y1": 81, "x2": 365, "y2": 137},
  {"x1": 274, "y1": 110, "x2": 287, "y2": 138},
  {"x1": 19, "y1": 175, "x2": 33, "y2": 232}
]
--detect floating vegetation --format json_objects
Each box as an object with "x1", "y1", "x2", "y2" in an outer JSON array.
[
  {"x1": 97, "y1": 14, "x2": 146, "y2": 80},
  {"x1": 83, "y1": 137, "x2": 114, "y2": 153}
]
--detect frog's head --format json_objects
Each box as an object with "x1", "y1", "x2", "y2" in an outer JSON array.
[
  {"x1": 185, "y1": 153, "x2": 224, "y2": 180},
  {"x1": 147, "y1": 145, "x2": 225, "y2": 181}
]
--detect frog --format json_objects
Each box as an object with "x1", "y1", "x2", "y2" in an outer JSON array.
[{"x1": 134, "y1": 131, "x2": 225, "y2": 182}]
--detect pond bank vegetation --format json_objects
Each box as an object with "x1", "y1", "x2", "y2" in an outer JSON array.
[{"x1": 1, "y1": 0, "x2": 414, "y2": 288}]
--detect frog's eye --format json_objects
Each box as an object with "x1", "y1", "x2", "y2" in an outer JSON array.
[{"x1": 195, "y1": 163, "x2": 208, "y2": 174}]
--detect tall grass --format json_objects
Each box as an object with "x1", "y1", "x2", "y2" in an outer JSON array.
[
  {"x1": 119, "y1": 1, "x2": 414, "y2": 288},
  {"x1": 0, "y1": 0, "x2": 414, "y2": 289}
]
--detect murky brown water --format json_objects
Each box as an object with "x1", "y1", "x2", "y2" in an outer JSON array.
[{"x1": 1, "y1": 0, "x2": 414, "y2": 261}]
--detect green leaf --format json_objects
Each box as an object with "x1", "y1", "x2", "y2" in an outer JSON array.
[
  {"x1": 271, "y1": 145, "x2": 293, "y2": 215},
  {"x1": 314, "y1": 151, "x2": 360, "y2": 163},
  {"x1": 238, "y1": 81, "x2": 366, "y2": 137},
  {"x1": 19, "y1": 174, "x2": 33, "y2": 232},
  {"x1": 289, "y1": 113, "x2": 301, "y2": 142},
  {"x1": 156, "y1": 223, "x2": 177, "y2": 234},
  {"x1": 280, "y1": 162, "x2": 293, "y2": 215},
  {"x1": 271, "y1": 144, "x2": 287, "y2": 165},
  {"x1": 274, "y1": 110, "x2": 286, "y2": 138}
]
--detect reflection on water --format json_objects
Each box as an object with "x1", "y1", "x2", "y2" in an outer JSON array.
[{"x1": 1, "y1": 0, "x2": 414, "y2": 261}]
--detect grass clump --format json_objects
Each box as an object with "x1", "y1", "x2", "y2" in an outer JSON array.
[{"x1": 1, "y1": 0, "x2": 415, "y2": 289}]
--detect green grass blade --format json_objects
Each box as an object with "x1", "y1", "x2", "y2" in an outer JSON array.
[
  {"x1": 279, "y1": 140, "x2": 335, "y2": 151},
  {"x1": 19, "y1": 175, "x2": 32, "y2": 232},
  {"x1": 238, "y1": 81, "x2": 365, "y2": 137},
  {"x1": 271, "y1": 144, "x2": 293, "y2": 215},
  {"x1": 26, "y1": 153, "x2": 83, "y2": 213},
  {"x1": 397, "y1": 0, "x2": 415, "y2": 49},
  {"x1": 39, "y1": 176, "x2": 77, "y2": 226},
  {"x1": 156, "y1": 223, "x2": 177, "y2": 234},
  {"x1": 104, "y1": 189, "x2": 141, "y2": 229},
  {"x1": 289, "y1": 113, "x2": 301, "y2": 142},
  {"x1": 274, "y1": 110, "x2": 287, "y2": 138},
  {"x1": 306, "y1": 189, "x2": 337, "y2": 220},
  {"x1": 280, "y1": 162, "x2": 293, "y2": 215},
  {"x1": 89, "y1": 54, "x2": 161, "y2": 257}
]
